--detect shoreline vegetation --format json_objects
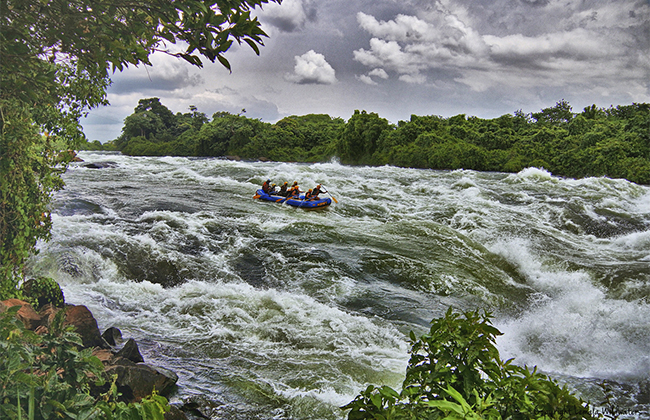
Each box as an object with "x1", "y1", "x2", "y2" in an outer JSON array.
[{"x1": 82, "y1": 98, "x2": 650, "y2": 185}]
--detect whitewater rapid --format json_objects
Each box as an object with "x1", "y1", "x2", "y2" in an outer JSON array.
[{"x1": 28, "y1": 152, "x2": 650, "y2": 418}]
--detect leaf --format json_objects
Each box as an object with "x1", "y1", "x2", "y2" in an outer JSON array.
[
  {"x1": 378, "y1": 385, "x2": 400, "y2": 400},
  {"x1": 424, "y1": 399, "x2": 465, "y2": 415},
  {"x1": 217, "y1": 54, "x2": 232, "y2": 71},
  {"x1": 244, "y1": 37, "x2": 260, "y2": 55}
]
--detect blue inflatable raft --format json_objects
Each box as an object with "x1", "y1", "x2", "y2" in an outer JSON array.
[{"x1": 254, "y1": 189, "x2": 332, "y2": 209}]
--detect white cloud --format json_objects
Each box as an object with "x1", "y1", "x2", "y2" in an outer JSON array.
[
  {"x1": 484, "y1": 28, "x2": 609, "y2": 63},
  {"x1": 258, "y1": 0, "x2": 315, "y2": 32},
  {"x1": 369, "y1": 69, "x2": 389, "y2": 79},
  {"x1": 354, "y1": 38, "x2": 425, "y2": 76},
  {"x1": 285, "y1": 50, "x2": 337, "y2": 85},
  {"x1": 353, "y1": 10, "x2": 489, "y2": 82},
  {"x1": 399, "y1": 74, "x2": 427, "y2": 84},
  {"x1": 356, "y1": 12, "x2": 436, "y2": 43},
  {"x1": 357, "y1": 68, "x2": 391, "y2": 85},
  {"x1": 357, "y1": 74, "x2": 377, "y2": 85},
  {"x1": 82, "y1": 0, "x2": 650, "y2": 142}
]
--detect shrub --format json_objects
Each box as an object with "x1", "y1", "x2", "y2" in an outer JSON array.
[
  {"x1": 342, "y1": 308, "x2": 597, "y2": 419},
  {"x1": 20, "y1": 277, "x2": 65, "y2": 309},
  {"x1": 0, "y1": 306, "x2": 170, "y2": 419}
]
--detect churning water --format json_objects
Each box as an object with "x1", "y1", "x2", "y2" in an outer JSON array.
[{"x1": 28, "y1": 151, "x2": 650, "y2": 419}]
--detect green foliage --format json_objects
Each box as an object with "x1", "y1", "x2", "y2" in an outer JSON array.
[
  {"x1": 342, "y1": 308, "x2": 597, "y2": 420},
  {"x1": 0, "y1": 306, "x2": 170, "y2": 419},
  {"x1": 1, "y1": 100, "x2": 63, "y2": 300},
  {"x1": 76, "y1": 139, "x2": 114, "y2": 151},
  {"x1": 114, "y1": 103, "x2": 346, "y2": 161},
  {"x1": 337, "y1": 110, "x2": 392, "y2": 164},
  {"x1": 243, "y1": 114, "x2": 344, "y2": 161},
  {"x1": 20, "y1": 277, "x2": 65, "y2": 310},
  {"x1": 532, "y1": 100, "x2": 574, "y2": 125},
  {"x1": 198, "y1": 111, "x2": 269, "y2": 157},
  {"x1": 115, "y1": 99, "x2": 211, "y2": 154}
]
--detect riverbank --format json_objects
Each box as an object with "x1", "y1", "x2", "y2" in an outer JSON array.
[{"x1": 0, "y1": 298, "x2": 197, "y2": 419}]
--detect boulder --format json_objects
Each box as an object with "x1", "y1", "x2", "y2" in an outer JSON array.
[
  {"x1": 82, "y1": 161, "x2": 117, "y2": 169},
  {"x1": 177, "y1": 395, "x2": 222, "y2": 419},
  {"x1": 105, "y1": 357, "x2": 178, "y2": 401},
  {"x1": 164, "y1": 405, "x2": 189, "y2": 420},
  {"x1": 92, "y1": 348, "x2": 114, "y2": 365},
  {"x1": 39, "y1": 303, "x2": 60, "y2": 327},
  {"x1": 116, "y1": 338, "x2": 144, "y2": 363},
  {"x1": 102, "y1": 326, "x2": 123, "y2": 346},
  {"x1": 20, "y1": 277, "x2": 65, "y2": 309},
  {"x1": 64, "y1": 304, "x2": 105, "y2": 348},
  {"x1": 0, "y1": 299, "x2": 42, "y2": 330}
]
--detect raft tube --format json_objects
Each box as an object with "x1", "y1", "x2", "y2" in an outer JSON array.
[{"x1": 255, "y1": 189, "x2": 332, "y2": 209}]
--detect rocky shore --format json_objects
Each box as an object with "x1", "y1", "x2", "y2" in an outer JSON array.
[{"x1": 0, "y1": 299, "x2": 194, "y2": 419}]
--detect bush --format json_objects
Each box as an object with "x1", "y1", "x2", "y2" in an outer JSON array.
[
  {"x1": 0, "y1": 306, "x2": 170, "y2": 419},
  {"x1": 342, "y1": 308, "x2": 597, "y2": 419},
  {"x1": 20, "y1": 277, "x2": 65, "y2": 309}
]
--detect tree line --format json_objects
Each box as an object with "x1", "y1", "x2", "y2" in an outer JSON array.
[{"x1": 88, "y1": 98, "x2": 650, "y2": 185}]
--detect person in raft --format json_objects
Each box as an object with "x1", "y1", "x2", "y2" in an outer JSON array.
[
  {"x1": 312, "y1": 184, "x2": 323, "y2": 198},
  {"x1": 286, "y1": 182, "x2": 299, "y2": 197},
  {"x1": 304, "y1": 185, "x2": 323, "y2": 200},
  {"x1": 262, "y1": 179, "x2": 272, "y2": 194},
  {"x1": 279, "y1": 182, "x2": 289, "y2": 196}
]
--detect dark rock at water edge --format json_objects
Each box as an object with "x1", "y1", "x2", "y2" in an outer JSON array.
[
  {"x1": 116, "y1": 338, "x2": 145, "y2": 363},
  {"x1": 105, "y1": 357, "x2": 178, "y2": 401},
  {"x1": 64, "y1": 304, "x2": 106, "y2": 348},
  {"x1": 102, "y1": 326, "x2": 123, "y2": 346},
  {"x1": 82, "y1": 161, "x2": 118, "y2": 169}
]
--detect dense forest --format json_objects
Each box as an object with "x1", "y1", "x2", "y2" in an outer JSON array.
[{"x1": 84, "y1": 98, "x2": 650, "y2": 185}]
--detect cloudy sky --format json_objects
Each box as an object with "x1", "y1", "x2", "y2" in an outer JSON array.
[{"x1": 82, "y1": 0, "x2": 650, "y2": 142}]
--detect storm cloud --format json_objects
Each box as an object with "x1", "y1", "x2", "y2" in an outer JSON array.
[{"x1": 82, "y1": 0, "x2": 649, "y2": 142}]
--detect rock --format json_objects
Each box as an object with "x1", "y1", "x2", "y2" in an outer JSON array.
[
  {"x1": 34, "y1": 325, "x2": 49, "y2": 335},
  {"x1": 82, "y1": 161, "x2": 117, "y2": 169},
  {"x1": 165, "y1": 404, "x2": 189, "y2": 420},
  {"x1": 92, "y1": 348, "x2": 114, "y2": 364},
  {"x1": 178, "y1": 395, "x2": 221, "y2": 419},
  {"x1": 116, "y1": 338, "x2": 144, "y2": 363},
  {"x1": 105, "y1": 357, "x2": 178, "y2": 401},
  {"x1": 39, "y1": 304, "x2": 60, "y2": 327},
  {"x1": 64, "y1": 304, "x2": 105, "y2": 348},
  {"x1": 102, "y1": 326, "x2": 123, "y2": 346},
  {"x1": 0, "y1": 299, "x2": 42, "y2": 330}
]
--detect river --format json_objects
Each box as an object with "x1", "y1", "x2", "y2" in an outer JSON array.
[{"x1": 27, "y1": 151, "x2": 650, "y2": 419}]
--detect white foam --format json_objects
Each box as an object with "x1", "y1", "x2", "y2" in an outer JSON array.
[{"x1": 492, "y1": 238, "x2": 650, "y2": 379}]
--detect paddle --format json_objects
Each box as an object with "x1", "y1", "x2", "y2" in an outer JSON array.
[{"x1": 322, "y1": 189, "x2": 338, "y2": 203}]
